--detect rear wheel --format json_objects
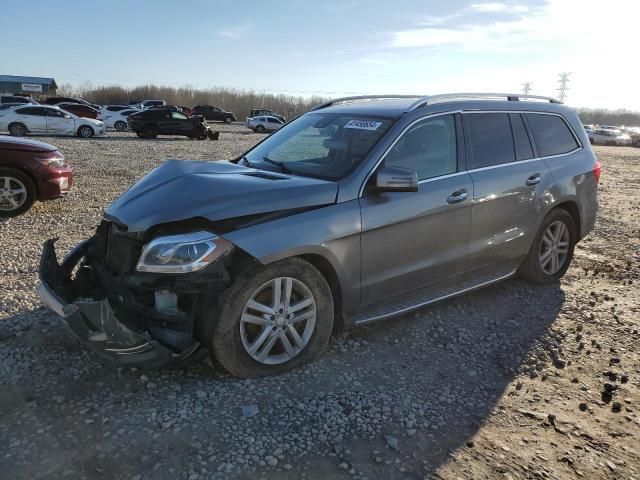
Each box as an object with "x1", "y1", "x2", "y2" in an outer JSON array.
[
  {"x1": 518, "y1": 209, "x2": 576, "y2": 284},
  {"x1": 114, "y1": 121, "x2": 127, "y2": 132},
  {"x1": 589, "y1": 137, "x2": 595, "y2": 145},
  {"x1": 207, "y1": 257, "x2": 334, "y2": 377},
  {"x1": 224, "y1": 116, "x2": 232, "y2": 124},
  {"x1": 255, "y1": 125, "x2": 266, "y2": 133},
  {"x1": 8, "y1": 123, "x2": 27, "y2": 136},
  {"x1": 0, "y1": 168, "x2": 36, "y2": 217},
  {"x1": 77, "y1": 125, "x2": 94, "y2": 138},
  {"x1": 142, "y1": 124, "x2": 158, "y2": 139}
]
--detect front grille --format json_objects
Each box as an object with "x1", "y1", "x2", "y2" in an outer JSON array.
[{"x1": 95, "y1": 221, "x2": 142, "y2": 276}]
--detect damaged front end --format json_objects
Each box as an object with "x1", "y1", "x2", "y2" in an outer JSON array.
[{"x1": 38, "y1": 221, "x2": 233, "y2": 368}]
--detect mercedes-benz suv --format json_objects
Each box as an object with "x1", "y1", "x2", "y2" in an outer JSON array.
[{"x1": 38, "y1": 93, "x2": 600, "y2": 377}]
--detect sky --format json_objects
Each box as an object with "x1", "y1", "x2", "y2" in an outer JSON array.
[{"x1": 1, "y1": 0, "x2": 638, "y2": 110}]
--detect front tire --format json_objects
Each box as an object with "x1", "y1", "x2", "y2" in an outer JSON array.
[
  {"x1": 8, "y1": 123, "x2": 27, "y2": 136},
  {"x1": 207, "y1": 258, "x2": 334, "y2": 377},
  {"x1": 518, "y1": 209, "x2": 576, "y2": 284},
  {"x1": 0, "y1": 168, "x2": 36, "y2": 217},
  {"x1": 77, "y1": 125, "x2": 94, "y2": 138},
  {"x1": 142, "y1": 124, "x2": 158, "y2": 139},
  {"x1": 255, "y1": 125, "x2": 266, "y2": 133},
  {"x1": 224, "y1": 116, "x2": 233, "y2": 124}
]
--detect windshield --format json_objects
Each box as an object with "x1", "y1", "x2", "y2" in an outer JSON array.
[{"x1": 243, "y1": 113, "x2": 394, "y2": 180}]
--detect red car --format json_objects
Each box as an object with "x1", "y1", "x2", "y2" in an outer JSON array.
[
  {"x1": 57, "y1": 102, "x2": 102, "y2": 120},
  {"x1": 0, "y1": 136, "x2": 73, "y2": 217}
]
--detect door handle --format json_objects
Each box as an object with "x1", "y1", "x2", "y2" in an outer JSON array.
[
  {"x1": 526, "y1": 174, "x2": 541, "y2": 186},
  {"x1": 447, "y1": 189, "x2": 468, "y2": 204}
]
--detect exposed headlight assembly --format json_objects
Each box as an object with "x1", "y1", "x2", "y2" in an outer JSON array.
[{"x1": 136, "y1": 231, "x2": 233, "y2": 274}]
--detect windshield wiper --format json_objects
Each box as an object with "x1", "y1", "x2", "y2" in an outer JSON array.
[
  {"x1": 261, "y1": 156, "x2": 293, "y2": 174},
  {"x1": 239, "y1": 155, "x2": 255, "y2": 168}
]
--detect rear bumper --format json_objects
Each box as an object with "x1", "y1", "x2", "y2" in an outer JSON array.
[{"x1": 38, "y1": 239, "x2": 201, "y2": 368}]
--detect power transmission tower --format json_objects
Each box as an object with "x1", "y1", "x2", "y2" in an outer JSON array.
[
  {"x1": 557, "y1": 72, "x2": 571, "y2": 102},
  {"x1": 522, "y1": 81, "x2": 533, "y2": 95}
]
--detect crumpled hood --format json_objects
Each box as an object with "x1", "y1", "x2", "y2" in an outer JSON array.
[{"x1": 105, "y1": 160, "x2": 338, "y2": 232}]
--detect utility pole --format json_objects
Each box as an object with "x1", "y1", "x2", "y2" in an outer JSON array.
[
  {"x1": 557, "y1": 72, "x2": 571, "y2": 102},
  {"x1": 522, "y1": 81, "x2": 533, "y2": 95}
]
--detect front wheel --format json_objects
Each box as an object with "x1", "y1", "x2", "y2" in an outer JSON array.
[
  {"x1": 518, "y1": 209, "x2": 576, "y2": 284},
  {"x1": 0, "y1": 168, "x2": 36, "y2": 217},
  {"x1": 207, "y1": 258, "x2": 334, "y2": 377},
  {"x1": 255, "y1": 125, "x2": 266, "y2": 133},
  {"x1": 77, "y1": 125, "x2": 94, "y2": 138},
  {"x1": 224, "y1": 117, "x2": 233, "y2": 124}
]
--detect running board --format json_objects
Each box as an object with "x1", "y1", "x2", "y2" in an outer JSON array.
[{"x1": 353, "y1": 270, "x2": 516, "y2": 326}]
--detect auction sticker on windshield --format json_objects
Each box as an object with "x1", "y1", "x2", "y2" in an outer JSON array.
[{"x1": 344, "y1": 119, "x2": 383, "y2": 130}]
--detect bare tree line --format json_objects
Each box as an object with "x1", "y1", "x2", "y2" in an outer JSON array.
[
  {"x1": 57, "y1": 82, "x2": 640, "y2": 127},
  {"x1": 57, "y1": 83, "x2": 327, "y2": 119}
]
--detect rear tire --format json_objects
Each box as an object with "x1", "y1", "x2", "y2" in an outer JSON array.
[
  {"x1": 589, "y1": 137, "x2": 594, "y2": 145},
  {"x1": 8, "y1": 123, "x2": 27, "y2": 136},
  {"x1": 224, "y1": 117, "x2": 232, "y2": 124},
  {"x1": 114, "y1": 121, "x2": 127, "y2": 132},
  {"x1": 518, "y1": 209, "x2": 576, "y2": 284},
  {"x1": 0, "y1": 168, "x2": 36, "y2": 217},
  {"x1": 206, "y1": 257, "x2": 334, "y2": 378},
  {"x1": 142, "y1": 124, "x2": 158, "y2": 139},
  {"x1": 255, "y1": 125, "x2": 266, "y2": 133}
]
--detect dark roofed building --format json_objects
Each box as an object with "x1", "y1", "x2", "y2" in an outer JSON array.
[{"x1": 0, "y1": 75, "x2": 57, "y2": 96}]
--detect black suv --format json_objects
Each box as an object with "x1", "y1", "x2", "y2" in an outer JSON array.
[
  {"x1": 250, "y1": 108, "x2": 285, "y2": 122},
  {"x1": 191, "y1": 105, "x2": 236, "y2": 123},
  {"x1": 128, "y1": 108, "x2": 213, "y2": 139}
]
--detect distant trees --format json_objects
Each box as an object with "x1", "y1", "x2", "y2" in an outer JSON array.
[
  {"x1": 577, "y1": 108, "x2": 640, "y2": 126},
  {"x1": 69, "y1": 84, "x2": 326, "y2": 119}
]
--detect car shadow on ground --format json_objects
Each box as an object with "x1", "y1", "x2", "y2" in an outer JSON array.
[{"x1": 0, "y1": 278, "x2": 564, "y2": 479}]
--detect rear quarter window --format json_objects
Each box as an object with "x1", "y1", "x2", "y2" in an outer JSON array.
[{"x1": 525, "y1": 113, "x2": 579, "y2": 157}]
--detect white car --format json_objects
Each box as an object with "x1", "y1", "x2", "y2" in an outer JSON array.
[
  {"x1": 588, "y1": 128, "x2": 631, "y2": 146},
  {"x1": 140, "y1": 100, "x2": 165, "y2": 109},
  {"x1": 103, "y1": 107, "x2": 140, "y2": 131},
  {"x1": 0, "y1": 105, "x2": 106, "y2": 138},
  {"x1": 245, "y1": 115, "x2": 284, "y2": 133}
]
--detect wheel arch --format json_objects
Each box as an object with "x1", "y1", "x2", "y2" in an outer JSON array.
[
  {"x1": 298, "y1": 253, "x2": 345, "y2": 332},
  {"x1": 550, "y1": 200, "x2": 581, "y2": 240},
  {"x1": 0, "y1": 164, "x2": 38, "y2": 198}
]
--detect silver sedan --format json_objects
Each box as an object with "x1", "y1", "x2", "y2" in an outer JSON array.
[{"x1": 245, "y1": 115, "x2": 284, "y2": 133}]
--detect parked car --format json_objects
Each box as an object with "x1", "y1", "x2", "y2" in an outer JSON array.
[
  {"x1": 57, "y1": 102, "x2": 103, "y2": 120},
  {"x1": 0, "y1": 136, "x2": 72, "y2": 217},
  {"x1": 245, "y1": 115, "x2": 284, "y2": 133},
  {"x1": 103, "y1": 108, "x2": 140, "y2": 131},
  {"x1": 44, "y1": 97, "x2": 101, "y2": 110},
  {"x1": 127, "y1": 108, "x2": 216, "y2": 139},
  {"x1": 100, "y1": 105, "x2": 132, "y2": 114},
  {"x1": 250, "y1": 108, "x2": 285, "y2": 122},
  {"x1": 0, "y1": 105, "x2": 106, "y2": 138},
  {"x1": 191, "y1": 105, "x2": 236, "y2": 123},
  {"x1": 1, "y1": 95, "x2": 39, "y2": 105},
  {"x1": 588, "y1": 128, "x2": 631, "y2": 146},
  {"x1": 38, "y1": 93, "x2": 599, "y2": 377},
  {"x1": 140, "y1": 100, "x2": 166, "y2": 109}
]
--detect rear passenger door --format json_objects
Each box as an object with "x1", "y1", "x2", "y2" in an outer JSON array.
[
  {"x1": 14, "y1": 107, "x2": 47, "y2": 133},
  {"x1": 462, "y1": 112, "x2": 553, "y2": 281}
]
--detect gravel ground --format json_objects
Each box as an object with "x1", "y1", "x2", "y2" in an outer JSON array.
[{"x1": 0, "y1": 128, "x2": 638, "y2": 480}]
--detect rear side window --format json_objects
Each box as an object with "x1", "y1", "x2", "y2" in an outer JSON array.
[
  {"x1": 2, "y1": 96, "x2": 29, "y2": 104},
  {"x1": 525, "y1": 113, "x2": 579, "y2": 157},
  {"x1": 15, "y1": 107, "x2": 45, "y2": 116},
  {"x1": 509, "y1": 113, "x2": 534, "y2": 160},
  {"x1": 464, "y1": 113, "x2": 514, "y2": 168}
]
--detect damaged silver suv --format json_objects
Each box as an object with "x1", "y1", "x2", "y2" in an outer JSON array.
[{"x1": 39, "y1": 93, "x2": 600, "y2": 377}]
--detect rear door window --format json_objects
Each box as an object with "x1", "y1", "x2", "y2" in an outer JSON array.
[
  {"x1": 15, "y1": 107, "x2": 46, "y2": 116},
  {"x1": 509, "y1": 113, "x2": 534, "y2": 160},
  {"x1": 525, "y1": 113, "x2": 579, "y2": 157},
  {"x1": 464, "y1": 113, "x2": 515, "y2": 169}
]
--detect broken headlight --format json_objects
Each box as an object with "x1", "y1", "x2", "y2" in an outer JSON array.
[{"x1": 136, "y1": 231, "x2": 233, "y2": 274}]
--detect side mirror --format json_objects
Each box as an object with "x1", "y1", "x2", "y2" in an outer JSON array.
[
  {"x1": 373, "y1": 166, "x2": 418, "y2": 193},
  {"x1": 64, "y1": 114, "x2": 71, "y2": 119}
]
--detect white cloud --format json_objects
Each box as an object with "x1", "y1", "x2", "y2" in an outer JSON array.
[
  {"x1": 470, "y1": 2, "x2": 509, "y2": 12},
  {"x1": 217, "y1": 24, "x2": 252, "y2": 40}
]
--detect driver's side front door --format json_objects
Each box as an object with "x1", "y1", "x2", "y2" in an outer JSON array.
[
  {"x1": 45, "y1": 108, "x2": 75, "y2": 134},
  {"x1": 358, "y1": 113, "x2": 473, "y2": 309}
]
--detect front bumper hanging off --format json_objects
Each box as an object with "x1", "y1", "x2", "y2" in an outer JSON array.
[{"x1": 38, "y1": 239, "x2": 201, "y2": 368}]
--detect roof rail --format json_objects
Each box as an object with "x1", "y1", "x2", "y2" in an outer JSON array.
[
  {"x1": 408, "y1": 92, "x2": 562, "y2": 110},
  {"x1": 311, "y1": 95, "x2": 424, "y2": 111}
]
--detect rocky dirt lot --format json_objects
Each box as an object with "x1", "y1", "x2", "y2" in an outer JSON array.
[{"x1": 0, "y1": 127, "x2": 638, "y2": 480}]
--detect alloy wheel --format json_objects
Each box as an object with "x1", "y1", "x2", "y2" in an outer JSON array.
[
  {"x1": 539, "y1": 220, "x2": 570, "y2": 275},
  {"x1": 0, "y1": 176, "x2": 27, "y2": 211},
  {"x1": 240, "y1": 277, "x2": 317, "y2": 365}
]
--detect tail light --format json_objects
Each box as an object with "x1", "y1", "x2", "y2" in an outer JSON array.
[{"x1": 593, "y1": 159, "x2": 602, "y2": 183}]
